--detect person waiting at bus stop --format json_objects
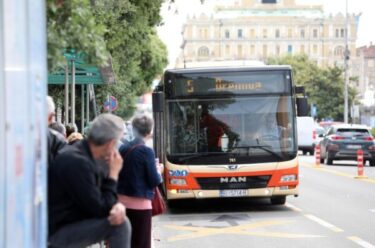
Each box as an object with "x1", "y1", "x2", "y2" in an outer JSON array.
[
  {"x1": 48, "y1": 113, "x2": 131, "y2": 248},
  {"x1": 118, "y1": 115, "x2": 163, "y2": 248}
]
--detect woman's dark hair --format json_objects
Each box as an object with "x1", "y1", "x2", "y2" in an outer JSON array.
[
  {"x1": 132, "y1": 115, "x2": 153, "y2": 137},
  {"x1": 65, "y1": 123, "x2": 78, "y2": 138}
]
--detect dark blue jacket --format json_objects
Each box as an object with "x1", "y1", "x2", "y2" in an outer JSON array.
[{"x1": 118, "y1": 138, "x2": 162, "y2": 200}]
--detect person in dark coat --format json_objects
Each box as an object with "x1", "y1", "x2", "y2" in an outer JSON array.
[
  {"x1": 118, "y1": 115, "x2": 162, "y2": 248},
  {"x1": 46, "y1": 96, "x2": 66, "y2": 166},
  {"x1": 48, "y1": 113, "x2": 131, "y2": 248}
]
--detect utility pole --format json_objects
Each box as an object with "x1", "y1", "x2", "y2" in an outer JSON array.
[
  {"x1": 219, "y1": 19, "x2": 223, "y2": 59},
  {"x1": 344, "y1": 0, "x2": 349, "y2": 123}
]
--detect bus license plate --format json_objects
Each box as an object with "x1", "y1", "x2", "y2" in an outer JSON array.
[
  {"x1": 220, "y1": 189, "x2": 248, "y2": 197},
  {"x1": 347, "y1": 145, "x2": 361, "y2": 149}
]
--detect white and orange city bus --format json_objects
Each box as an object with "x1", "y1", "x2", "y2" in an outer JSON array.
[{"x1": 152, "y1": 65, "x2": 308, "y2": 205}]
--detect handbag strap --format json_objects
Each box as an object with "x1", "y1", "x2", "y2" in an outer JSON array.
[{"x1": 122, "y1": 143, "x2": 143, "y2": 161}]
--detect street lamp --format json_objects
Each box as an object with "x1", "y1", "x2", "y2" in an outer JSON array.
[
  {"x1": 218, "y1": 19, "x2": 223, "y2": 59},
  {"x1": 344, "y1": 0, "x2": 350, "y2": 123}
]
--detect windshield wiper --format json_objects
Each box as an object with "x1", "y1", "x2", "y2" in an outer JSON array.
[{"x1": 233, "y1": 145, "x2": 283, "y2": 160}]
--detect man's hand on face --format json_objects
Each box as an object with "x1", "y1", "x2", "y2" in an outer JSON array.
[
  {"x1": 108, "y1": 203, "x2": 126, "y2": 226},
  {"x1": 108, "y1": 149, "x2": 123, "y2": 181}
]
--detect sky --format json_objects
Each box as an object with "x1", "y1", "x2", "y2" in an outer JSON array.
[{"x1": 157, "y1": 0, "x2": 375, "y2": 67}]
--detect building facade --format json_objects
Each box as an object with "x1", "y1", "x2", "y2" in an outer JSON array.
[
  {"x1": 355, "y1": 44, "x2": 375, "y2": 126},
  {"x1": 177, "y1": 0, "x2": 359, "y2": 69}
]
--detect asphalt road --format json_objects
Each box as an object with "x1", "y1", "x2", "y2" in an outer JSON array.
[{"x1": 152, "y1": 155, "x2": 375, "y2": 248}]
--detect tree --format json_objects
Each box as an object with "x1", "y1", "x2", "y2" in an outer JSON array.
[
  {"x1": 267, "y1": 55, "x2": 358, "y2": 121},
  {"x1": 47, "y1": 0, "x2": 168, "y2": 119}
]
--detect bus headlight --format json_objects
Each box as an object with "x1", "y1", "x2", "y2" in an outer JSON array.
[
  {"x1": 170, "y1": 178, "x2": 187, "y2": 186},
  {"x1": 280, "y1": 174, "x2": 297, "y2": 182}
]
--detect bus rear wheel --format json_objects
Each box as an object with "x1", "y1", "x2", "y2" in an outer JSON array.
[{"x1": 270, "y1": 196, "x2": 286, "y2": 205}]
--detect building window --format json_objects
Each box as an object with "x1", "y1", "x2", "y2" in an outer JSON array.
[
  {"x1": 300, "y1": 45, "x2": 305, "y2": 54},
  {"x1": 225, "y1": 30, "x2": 230, "y2": 39},
  {"x1": 334, "y1": 46, "x2": 344, "y2": 57},
  {"x1": 313, "y1": 29, "x2": 318, "y2": 38},
  {"x1": 204, "y1": 29, "x2": 208, "y2": 39},
  {"x1": 275, "y1": 29, "x2": 280, "y2": 38},
  {"x1": 262, "y1": 0, "x2": 277, "y2": 3},
  {"x1": 238, "y1": 45, "x2": 243, "y2": 58},
  {"x1": 288, "y1": 28, "x2": 292, "y2": 38},
  {"x1": 198, "y1": 46, "x2": 209, "y2": 57},
  {"x1": 225, "y1": 45, "x2": 230, "y2": 56},
  {"x1": 340, "y1": 28, "x2": 345, "y2": 38},
  {"x1": 263, "y1": 45, "x2": 268, "y2": 57},
  {"x1": 250, "y1": 29, "x2": 255, "y2": 38},
  {"x1": 313, "y1": 45, "x2": 318, "y2": 54},
  {"x1": 263, "y1": 29, "x2": 268, "y2": 38},
  {"x1": 250, "y1": 45, "x2": 255, "y2": 55},
  {"x1": 368, "y1": 60, "x2": 374, "y2": 68},
  {"x1": 287, "y1": 45, "x2": 293, "y2": 54},
  {"x1": 335, "y1": 29, "x2": 339, "y2": 38},
  {"x1": 276, "y1": 45, "x2": 280, "y2": 55},
  {"x1": 238, "y1": 29, "x2": 243, "y2": 38},
  {"x1": 300, "y1": 29, "x2": 305, "y2": 38}
]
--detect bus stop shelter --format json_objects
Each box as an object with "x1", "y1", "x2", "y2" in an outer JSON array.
[{"x1": 48, "y1": 52, "x2": 115, "y2": 131}]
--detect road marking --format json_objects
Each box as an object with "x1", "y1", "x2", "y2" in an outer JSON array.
[
  {"x1": 304, "y1": 214, "x2": 343, "y2": 232},
  {"x1": 348, "y1": 236, "x2": 375, "y2": 248},
  {"x1": 300, "y1": 162, "x2": 375, "y2": 184},
  {"x1": 285, "y1": 203, "x2": 303, "y2": 212},
  {"x1": 164, "y1": 219, "x2": 323, "y2": 242},
  {"x1": 369, "y1": 209, "x2": 375, "y2": 213}
]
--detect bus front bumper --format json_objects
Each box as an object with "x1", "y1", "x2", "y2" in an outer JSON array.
[{"x1": 166, "y1": 186, "x2": 298, "y2": 200}]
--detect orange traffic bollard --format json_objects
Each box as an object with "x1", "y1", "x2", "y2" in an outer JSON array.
[
  {"x1": 355, "y1": 149, "x2": 368, "y2": 179},
  {"x1": 315, "y1": 144, "x2": 321, "y2": 167}
]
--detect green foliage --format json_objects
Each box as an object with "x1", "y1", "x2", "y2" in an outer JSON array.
[
  {"x1": 47, "y1": 0, "x2": 168, "y2": 119},
  {"x1": 371, "y1": 128, "x2": 375, "y2": 137},
  {"x1": 47, "y1": 0, "x2": 109, "y2": 71},
  {"x1": 267, "y1": 55, "x2": 358, "y2": 121}
]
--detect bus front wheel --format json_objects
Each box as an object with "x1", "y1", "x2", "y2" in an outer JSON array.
[{"x1": 270, "y1": 196, "x2": 286, "y2": 205}]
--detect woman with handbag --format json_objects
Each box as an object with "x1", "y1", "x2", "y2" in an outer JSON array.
[{"x1": 117, "y1": 115, "x2": 163, "y2": 248}]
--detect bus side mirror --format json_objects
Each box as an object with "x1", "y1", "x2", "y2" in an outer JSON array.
[
  {"x1": 152, "y1": 92, "x2": 164, "y2": 113},
  {"x1": 296, "y1": 97, "x2": 309, "y2": 116}
]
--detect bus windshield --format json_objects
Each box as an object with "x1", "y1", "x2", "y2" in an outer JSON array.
[{"x1": 167, "y1": 95, "x2": 296, "y2": 165}]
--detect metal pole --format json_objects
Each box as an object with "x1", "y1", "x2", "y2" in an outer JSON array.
[
  {"x1": 64, "y1": 62, "x2": 69, "y2": 125},
  {"x1": 81, "y1": 85, "x2": 84, "y2": 132},
  {"x1": 344, "y1": 0, "x2": 349, "y2": 123},
  {"x1": 71, "y1": 59, "x2": 76, "y2": 125},
  {"x1": 91, "y1": 85, "x2": 98, "y2": 117},
  {"x1": 107, "y1": 94, "x2": 111, "y2": 114},
  {"x1": 86, "y1": 84, "x2": 90, "y2": 125},
  {"x1": 219, "y1": 20, "x2": 223, "y2": 58}
]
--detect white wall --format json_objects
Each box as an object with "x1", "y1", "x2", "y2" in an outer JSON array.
[{"x1": 0, "y1": 0, "x2": 47, "y2": 247}]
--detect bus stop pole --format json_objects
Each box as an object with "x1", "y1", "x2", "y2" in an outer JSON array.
[
  {"x1": 71, "y1": 59, "x2": 76, "y2": 124},
  {"x1": 81, "y1": 85, "x2": 85, "y2": 132},
  {"x1": 86, "y1": 84, "x2": 90, "y2": 125},
  {"x1": 64, "y1": 62, "x2": 69, "y2": 125}
]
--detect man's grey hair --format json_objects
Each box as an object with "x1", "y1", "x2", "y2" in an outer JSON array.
[
  {"x1": 87, "y1": 113, "x2": 124, "y2": 146},
  {"x1": 47, "y1": 96, "x2": 55, "y2": 114}
]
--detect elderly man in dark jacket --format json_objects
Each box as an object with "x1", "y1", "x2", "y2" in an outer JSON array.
[
  {"x1": 46, "y1": 96, "x2": 66, "y2": 166},
  {"x1": 48, "y1": 113, "x2": 131, "y2": 248}
]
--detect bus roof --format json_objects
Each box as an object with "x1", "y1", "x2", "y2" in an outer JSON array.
[{"x1": 165, "y1": 65, "x2": 292, "y2": 74}]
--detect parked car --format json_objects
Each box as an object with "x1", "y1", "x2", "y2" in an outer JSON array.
[
  {"x1": 314, "y1": 126, "x2": 325, "y2": 147},
  {"x1": 319, "y1": 124, "x2": 375, "y2": 166},
  {"x1": 319, "y1": 121, "x2": 344, "y2": 131},
  {"x1": 297, "y1": 117, "x2": 316, "y2": 155}
]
